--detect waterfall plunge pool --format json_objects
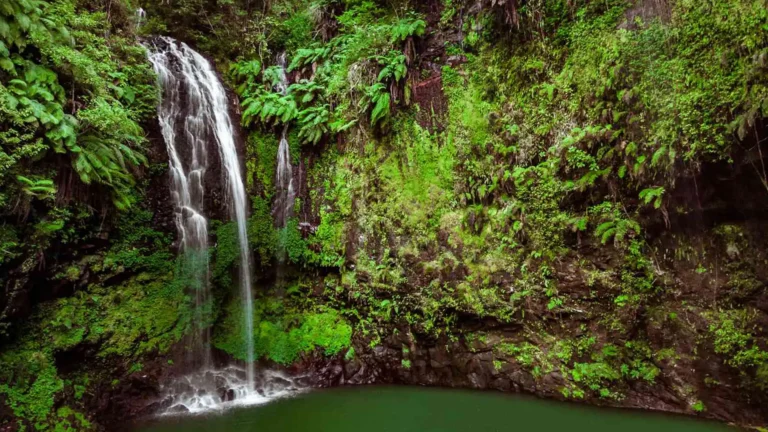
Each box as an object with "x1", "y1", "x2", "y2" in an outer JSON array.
[{"x1": 137, "y1": 386, "x2": 731, "y2": 432}]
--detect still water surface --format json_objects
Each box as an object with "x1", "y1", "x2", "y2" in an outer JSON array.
[{"x1": 140, "y1": 386, "x2": 731, "y2": 432}]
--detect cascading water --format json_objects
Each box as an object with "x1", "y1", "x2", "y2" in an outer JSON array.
[
  {"x1": 273, "y1": 53, "x2": 296, "y2": 228},
  {"x1": 275, "y1": 52, "x2": 289, "y2": 95},
  {"x1": 274, "y1": 127, "x2": 295, "y2": 228},
  {"x1": 149, "y1": 37, "x2": 212, "y2": 369},
  {"x1": 147, "y1": 36, "x2": 280, "y2": 413},
  {"x1": 160, "y1": 368, "x2": 305, "y2": 415},
  {"x1": 135, "y1": 8, "x2": 146, "y2": 30}
]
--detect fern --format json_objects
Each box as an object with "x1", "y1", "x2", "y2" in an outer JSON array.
[
  {"x1": 262, "y1": 65, "x2": 286, "y2": 91},
  {"x1": 594, "y1": 218, "x2": 641, "y2": 246},
  {"x1": 365, "y1": 83, "x2": 391, "y2": 127},
  {"x1": 288, "y1": 45, "x2": 333, "y2": 72},
  {"x1": 229, "y1": 60, "x2": 262, "y2": 95},
  {"x1": 241, "y1": 91, "x2": 299, "y2": 126},
  {"x1": 575, "y1": 167, "x2": 611, "y2": 191},
  {"x1": 638, "y1": 187, "x2": 665, "y2": 209},
  {"x1": 568, "y1": 215, "x2": 588, "y2": 232},
  {"x1": 16, "y1": 175, "x2": 55, "y2": 198},
  {"x1": 45, "y1": 116, "x2": 77, "y2": 153},
  {"x1": 590, "y1": 202, "x2": 642, "y2": 246},
  {"x1": 375, "y1": 51, "x2": 407, "y2": 82},
  {"x1": 389, "y1": 16, "x2": 426, "y2": 44},
  {"x1": 330, "y1": 117, "x2": 357, "y2": 134},
  {"x1": 289, "y1": 79, "x2": 325, "y2": 104},
  {"x1": 297, "y1": 105, "x2": 330, "y2": 145}
]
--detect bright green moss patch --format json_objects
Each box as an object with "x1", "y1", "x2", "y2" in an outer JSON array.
[
  {"x1": 0, "y1": 357, "x2": 63, "y2": 430},
  {"x1": 706, "y1": 308, "x2": 768, "y2": 389},
  {"x1": 53, "y1": 406, "x2": 92, "y2": 432},
  {"x1": 213, "y1": 296, "x2": 352, "y2": 365},
  {"x1": 248, "y1": 197, "x2": 281, "y2": 264},
  {"x1": 214, "y1": 198, "x2": 283, "y2": 278},
  {"x1": 278, "y1": 218, "x2": 309, "y2": 263},
  {"x1": 304, "y1": 209, "x2": 346, "y2": 268},
  {"x1": 246, "y1": 131, "x2": 280, "y2": 197},
  {"x1": 42, "y1": 272, "x2": 192, "y2": 358},
  {"x1": 214, "y1": 221, "x2": 241, "y2": 286},
  {"x1": 99, "y1": 209, "x2": 174, "y2": 275}
]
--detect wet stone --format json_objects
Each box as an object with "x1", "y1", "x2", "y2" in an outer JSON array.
[{"x1": 166, "y1": 404, "x2": 190, "y2": 414}]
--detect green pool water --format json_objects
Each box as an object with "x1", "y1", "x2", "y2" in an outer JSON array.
[{"x1": 139, "y1": 386, "x2": 732, "y2": 432}]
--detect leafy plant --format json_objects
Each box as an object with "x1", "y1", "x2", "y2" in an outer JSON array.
[
  {"x1": 297, "y1": 105, "x2": 330, "y2": 145},
  {"x1": 242, "y1": 91, "x2": 299, "y2": 126},
  {"x1": 364, "y1": 83, "x2": 391, "y2": 127},
  {"x1": 590, "y1": 203, "x2": 641, "y2": 246},
  {"x1": 229, "y1": 60, "x2": 262, "y2": 94},
  {"x1": 639, "y1": 187, "x2": 665, "y2": 209},
  {"x1": 389, "y1": 16, "x2": 426, "y2": 44},
  {"x1": 16, "y1": 175, "x2": 55, "y2": 198}
]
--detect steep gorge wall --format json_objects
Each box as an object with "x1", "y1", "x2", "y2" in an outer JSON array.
[
  {"x1": 206, "y1": 0, "x2": 768, "y2": 427},
  {"x1": 2, "y1": 0, "x2": 768, "y2": 430}
]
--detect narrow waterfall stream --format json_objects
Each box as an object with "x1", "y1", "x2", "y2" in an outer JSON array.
[
  {"x1": 273, "y1": 53, "x2": 296, "y2": 229},
  {"x1": 274, "y1": 127, "x2": 295, "y2": 228},
  {"x1": 147, "y1": 37, "x2": 296, "y2": 414},
  {"x1": 149, "y1": 37, "x2": 212, "y2": 370},
  {"x1": 135, "y1": 8, "x2": 146, "y2": 30}
]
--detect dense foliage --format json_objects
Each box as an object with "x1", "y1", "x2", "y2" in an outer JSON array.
[
  {"x1": 210, "y1": 0, "x2": 768, "y2": 413},
  {"x1": 0, "y1": 0, "x2": 155, "y2": 222},
  {"x1": 2, "y1": 0, "x2": 768, "y2": 430},
  {"x1": 0, "y1": 0, "x2": 179, "y2": 430},
  {"x1": 0, "y1": 0, "x2": 159, "y2": 339}
]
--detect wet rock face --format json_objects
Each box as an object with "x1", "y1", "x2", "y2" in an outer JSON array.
[
  {"x1": 0, "y1": 262, "x2": 32, "y2": 334},
  {"x1": 94, "y1": 373, "x2": 164, "y2": 427},
  {"x1": 271, "y1": 131, "x2": 768, "y2": 427},
  {"x1": 144, "y1": 37, "x2": 232, "y2": 228},
  {"x1": 292, "y1": 322, "x2": 767, "y2": 428},
  {"x1": 144, "y1": 108, "x2": 176, "y2": 236}
]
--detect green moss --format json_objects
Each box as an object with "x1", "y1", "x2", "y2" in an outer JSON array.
[
  {"x1": 0, "y1": 357, "x2": 63, "y2": 430},
  {"x1": 216, "y1": 197, "x2": 281, "y2": 279},
  {"x1": 99, "y1": 208, "x2": 174, "y2": 275},
  {"x1": 53, "y1": 406, "x2": 91, "y2": 432},
  {"x1": 442, "y1": 65, "x2": 493, "y2": 147},
  {"x1": 58, "y1": 273, "x2": 188, "y2": 357},
  {"x1": 213, "y1": 221, "x2": 240, "y2": 287},
  {"x1": 496, "y1": 341, "x2": 544, "y2": 369},
  {"x1": 304, "y1": 210, "x2": 346, "y2": 267},
  {"x1": 213, "y1": 297, "x2": 352, "y2": 365},
  {"x1": 246, "y1": 131, "x2": 280, "y2": 197},
  {"x1": 691, "y1": 400, "x2": 706, "y2": 413},
  {"x1": 0, "y1": 266, "x2": 193, "y2": 430},
  {"x1": 706, "y1": 308, "x2": 768, "y2": 388},
  {"x1": 278, "y1": 218, "x2": 309, "y2": 264},
  {"x1": 382, "y1": 118, "x2": 455, "y2": 227},
  {"x1": 248, "y1": 197, "x2": 280, "y2": 263}
]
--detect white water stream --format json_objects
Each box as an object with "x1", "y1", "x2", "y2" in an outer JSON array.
[
  {"x1": 273, "y1": 53, "x2": 296, "y2": 228},
  {"x1": 135, "y1": 8, "x2": 146, "y2": 30},
  {"x1": 149, "y1": 37, "x2": 212, "y2": 369},
  {"x1": 148, "y1": 37, "x2": 261, "y2": 412},
  {"x1": 159, "y1": 368, "x2": 303, "y2": 415},
  {"x1": 274, "y1": 127, "x2": 295, "y2": 228}
]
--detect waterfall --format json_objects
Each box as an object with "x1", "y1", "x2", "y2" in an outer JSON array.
[
  {"x1": 273, "y1": 53, "x2": 296, "y2": 228},
  {"x1": 149, "y1": 37, "x2": 212, "y2": 369},
  {"x1": 148, "y1": 37, "x2": 255, "y2": 389},
  {"x1": 274, "y1": 127, "x2": 295, "y2": 228},
  {"x1": 135, "y1": 8, "x2": 146, "y2": 30}
]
